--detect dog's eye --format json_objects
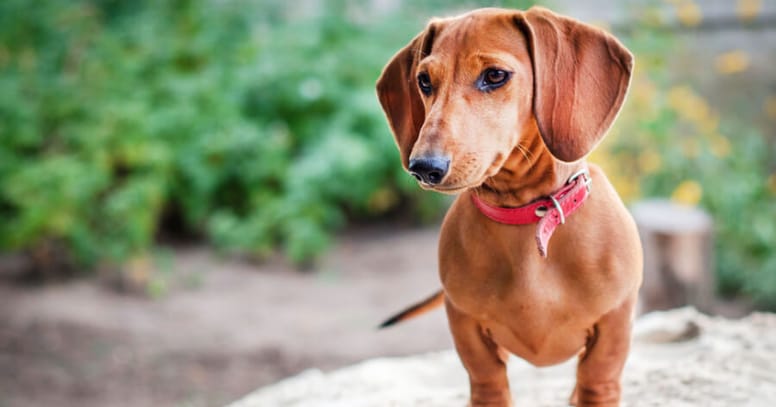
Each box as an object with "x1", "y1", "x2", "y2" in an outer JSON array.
[
  {"x1": 485, "y1": 69, "x2": 508, "y2": 85},
  {"x1": 417, "y1": 72, "x2": 432, "y2": 95},
  {"x1": 478, "y1": 68, "x2": 511, "y2": 92}
]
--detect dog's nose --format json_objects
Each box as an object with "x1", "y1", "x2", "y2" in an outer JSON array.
[{"x1": 408, "y1": 156, "x2": 450, "y2": 185}]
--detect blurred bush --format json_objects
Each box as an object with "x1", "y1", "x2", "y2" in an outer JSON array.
[
  {"x1": 0, "y1": 0, "x2": 451, "y2": 268},
  {"x1": 0, "y1": 0, "x2": 539, "y2": 271},
  {"x1": 1, "y1": 0, "x2": 774, "y2": 308},
  {"x1": 592, "y1": 8, "x2": 776, "y2": 309}
]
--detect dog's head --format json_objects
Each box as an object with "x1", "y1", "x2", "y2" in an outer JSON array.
[{"x1": 376, "y1": 7, "x2": 633, "y2": 193}]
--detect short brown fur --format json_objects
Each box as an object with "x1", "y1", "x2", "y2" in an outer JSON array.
[{"x1": 377, "y1": 7, "x2": 642, "y2": 406}]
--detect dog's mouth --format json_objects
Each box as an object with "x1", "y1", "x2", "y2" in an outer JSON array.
[
  {"x1": 418, "y1": 175, "x2": 487, "y2": 195},
  {"x1": 422, "y1": 183, "x2": 470, "y2": 194},
  {"x1": 413, "y1": 152, "x2": 505, "y2": 194}
]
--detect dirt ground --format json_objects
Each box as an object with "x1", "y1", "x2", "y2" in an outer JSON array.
[
  {"x1": 0, "y1": 226, "x2": 455, "y2": 407},
  {"x1": 232, "y1": 307, "x2": 776, "y2": 407}
]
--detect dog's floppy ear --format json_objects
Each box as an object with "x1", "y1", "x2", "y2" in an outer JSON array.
[
  {"x1": 516, "y1": 7, "x2": 633, "y2": 162},
  {"x1": 376, "y1": 23, "x2": 439, "y2": 169}
]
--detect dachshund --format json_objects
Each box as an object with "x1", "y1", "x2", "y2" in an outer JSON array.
[{"x1": 376, "y1": 7, "x2": 642, "y2": 406}]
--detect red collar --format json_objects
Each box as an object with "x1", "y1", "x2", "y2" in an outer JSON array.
[{"x1": 471, "y1": 169, "x2": 591, "y2": 258}]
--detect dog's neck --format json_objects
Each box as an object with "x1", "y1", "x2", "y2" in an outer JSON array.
[{"x1": 473, "y1": 125, "x2": 587, "y2": 208}]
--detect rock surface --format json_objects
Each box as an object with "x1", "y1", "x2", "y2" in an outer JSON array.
[{"x1": 229, "y1": 308, "x2": 776, "y2": 407}]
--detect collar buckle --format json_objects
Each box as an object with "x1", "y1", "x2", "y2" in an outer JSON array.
[{"x1": 567, "y1": 168, "x2": 592, "y2": 192}]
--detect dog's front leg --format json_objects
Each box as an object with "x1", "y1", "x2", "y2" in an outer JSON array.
[
  {"x1": 571, "y1": 293, "x2": 638, "y2": 407},
  {"x1": 446, "y1": 299, "x2": 512, "y2": 407}
]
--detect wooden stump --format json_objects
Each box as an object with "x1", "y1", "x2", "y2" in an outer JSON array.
[{"x1": 631, "y1": 200, "x2": 714, "y2": 314}]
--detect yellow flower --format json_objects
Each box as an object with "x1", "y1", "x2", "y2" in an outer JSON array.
[
  {"x1": 368, "y1": 187, "x2": 398, "y2": 213},
  {"x1": 638, "y1": 150, "x2": 662, "y2": 174},
  {"x1": 632, "y1": 78, "x2": 657, "y2": 108},
  {"x1": 666, "y1": 85, "x2": 692, "y2": 108},
  {"x1": 611, "y1": 174, "x2": 640, "y2": 202},
  {"x1": 666, "y1": 85, "x2": 711, "y2": 124},
  {"x1": 685, "y1": 99, "x2": 710, "y2": 124},
  {"x1": 675, "y1": 1, "x2": 702, "y2": 27},
  {"x1": 667, "y1": 86, "x2": 692, "y2": 117},
  {"x1": 709, "y1": 134, "x2": 731, "y2": 157},
  {"x1": 764, "y1": 96, "x2": 776, "y2": 120},
  {"x1": 672, "y1": 180, "x2": 703, "y2": 205},
  {"x1": 715, "y1": 50, "x2": 750, "y2": 75},
  {"x1": 698, "y1": 113, "x2": 719, "y2": 134},
  {"x1": 737, "y1": 0, "x2": 762, "y2": 22}
]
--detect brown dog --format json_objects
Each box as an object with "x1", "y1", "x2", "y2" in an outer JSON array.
[{"x1": 376, "y1": 7, "x2": 642, "y2": 407}]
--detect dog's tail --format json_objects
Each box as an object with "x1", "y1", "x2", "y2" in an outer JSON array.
[{"x1": 378, "y1": 290, "x2": 445, "y2": 329}]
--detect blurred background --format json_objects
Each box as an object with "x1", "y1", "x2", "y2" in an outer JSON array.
[{"x1": 0, "y1": 0, "x2": 774, "y2": 406}]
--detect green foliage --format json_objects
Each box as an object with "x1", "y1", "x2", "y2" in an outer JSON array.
[
  {"x1": 596, "y1": 20, "x2": 776, "y2": 308},
  {"x1": 0, "y1": 0, "x2": 450, "y2": 266},
  {"x1": 4, "y1": 0, "x2": 772, "y2": 309}
]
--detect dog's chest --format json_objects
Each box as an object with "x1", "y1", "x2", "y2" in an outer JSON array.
[
  {"x1": 442, "y1": 257, "x2": 571, "y2": 320},
  {"x1": 443, "y1": 260, "x2": 592, "y2": 360},
  {"x1": 441, "y1": 254, "x2": 597, "y2": 364},
  {"x1": 439, "y1": 210, "x2": 561, "y2": 310}
]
